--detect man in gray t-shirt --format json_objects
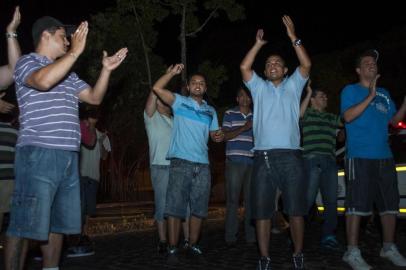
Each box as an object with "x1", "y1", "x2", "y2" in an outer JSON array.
[{"x1": 144, "y1": 80, "x2": 190, "y2": 254}]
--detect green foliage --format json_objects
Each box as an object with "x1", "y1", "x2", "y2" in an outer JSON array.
[{"x1": 198, "y1": 60, "x2": 228, "y2": 99}]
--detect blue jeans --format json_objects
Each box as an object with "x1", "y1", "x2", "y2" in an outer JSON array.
[
  {"x1": 225, "y1": 161, "x2": 255, "y2": 243},
  {"x1": 251, "y1": 149, "x2": 307, "y2": 219},
  {"x1": 165, "y1": 158, "x2": 211, "y2": 219},
  {"x1": 150, "y1": 165, "x2": 170, "y2": 222},
  {"x1": 304, "y1": 154, "x2": 338, "y2": 237},
  {"x1": 7, "y1": 146, "x2": 81, "y2": 240}
]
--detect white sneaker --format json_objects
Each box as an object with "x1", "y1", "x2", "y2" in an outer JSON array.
[
  {"x1": 380, "y1": 245, "x2": 406, "y2": 266},
  {"x1": 342, "y1": 248, "x2": 372, "y2": 270}
]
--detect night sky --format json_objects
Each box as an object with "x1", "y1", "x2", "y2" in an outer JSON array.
[{"x1": 1, "y1": 1, "x2": 406, "y2": 98}]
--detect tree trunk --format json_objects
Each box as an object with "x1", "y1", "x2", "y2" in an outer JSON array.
[
  {"x1": 180, "y1": 3, "x2": 188, "y2": 94},
  {"x1": 131, "y1": 0, "x2": 152, "y2": 88}
]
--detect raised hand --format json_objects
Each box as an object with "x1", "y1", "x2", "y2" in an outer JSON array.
[
  {"x1": 102, "y1": 47, "x2": 128, "y2": 71},
  {"x1": 70, "y1": 21, "x2": 89, "y2": 57},
  {"x1": 168, "y1": 64, "x2": 184, "y2": 75},
  {"x1": 256, "y1": 29, "x2": 267, "y2": 46},
  {"x1": 369, "y1": 74, "x2": 380, "y2": 98},
  {"x1": 0, "y1": 92, "x2": 15, "y2": 113},
  {"x1": 282, "y1": 15, "x2": 297, "y2": 40},
  {"x1": 6, "y1": 6, "x2": 21, "y2": 33}
]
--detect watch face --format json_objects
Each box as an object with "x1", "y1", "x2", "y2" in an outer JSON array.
[{"x1": 294, "y1": 39, "x2": 302, "y2": 46}]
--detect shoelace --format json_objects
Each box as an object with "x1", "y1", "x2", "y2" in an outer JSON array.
[{"x1": 293, "y1": 254, "x2": 304, "y2": 269}]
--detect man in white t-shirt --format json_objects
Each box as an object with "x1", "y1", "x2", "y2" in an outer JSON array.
[{"x1": 67, "y1": 109, "x2": 111, "y2": 257}]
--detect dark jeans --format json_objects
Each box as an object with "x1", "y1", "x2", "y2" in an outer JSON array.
[
  {"x1": 304, "y1": 154, "x2": 338, "y2": 237},
  {"x1": 225, "y1": 161, "x2": 255, "y2": 243},
  {"x1": 251, "y1": 149, "x2": 307, "y2": 219}
]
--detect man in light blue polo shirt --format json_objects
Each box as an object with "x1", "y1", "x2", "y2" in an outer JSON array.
[
  {"x1": 240, "y1": 15, "x2": 311, "y2": 270},
  {"x1": 152, "y1": 64, "x2": 223, "y2": 263}
]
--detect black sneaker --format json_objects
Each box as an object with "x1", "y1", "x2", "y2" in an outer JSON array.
[
  {"x1": 66, "y1": 245, "x2": 95, "y2": 258},
  {"x1": 320, "y1": 235, "x2": 341, "y2": 251},
  {"x1": 257, "y1": 256, "x2": 271, "y2": 270},
  {"x1": 157, "y1": 241, "x2": 168, "y2": 254},
  {"x1": 292, "y1": 253, "x2": 305, "y2": 269},
  {"x1": 167, "y1": 246, "x2": 179, "y2": 265}
]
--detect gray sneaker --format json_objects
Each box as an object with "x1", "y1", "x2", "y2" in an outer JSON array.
[
  {"x1": 342, "y1": 248, "x2": 371, "y2": 270},
  {"x1": 380, "y1": 245, "x2": 406, "y2": 266}
]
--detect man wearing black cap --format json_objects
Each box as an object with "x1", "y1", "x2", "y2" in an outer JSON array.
[
  {"x1": 341, "y1": 49, "x2": 406, "y2": 270},
  {"x1": 4, "y1": 15, "x2": 128, "y2": 270}
]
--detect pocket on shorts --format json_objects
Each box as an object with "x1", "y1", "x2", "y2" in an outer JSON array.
[{"x1": 10, "y1": 194, "x2": 38, "y2": 229}]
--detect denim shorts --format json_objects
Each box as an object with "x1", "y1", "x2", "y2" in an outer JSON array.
[
  {"x1": 251, "y1": 149, "x2": 307, "y2": 219},
  {"x1": 7, "y1": 146, "x2": 81, "y2": 241},
  {"x1": 345, "y1": 158, "x2": 399, "y2": 216},
  {"x1": 165, "y1": 158, "x2": 211, "y2": 219}
]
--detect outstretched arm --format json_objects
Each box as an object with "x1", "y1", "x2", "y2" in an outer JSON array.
[
  {"x1": 300, "y1": 80, "x2": 312, "y2": 117},
  {"x1": 343, "y1": 74, "x2": 379, "y2": 123},
  {"x1": 152, "y1": 64, "x2": 183, "y2": 106},
  {"x1": 79, "y1": 47, "x2": 128, "y2": 105},
  {"x1": 391, "y1": 96, "x2": 406, "y2": 126},
  {"x1": 282, "y1": 15, "x2": 311, "y2": 78},
  {"x1": 0, "y1": 6, "x2": 21, "y2": 89},
  {"x1": 240, "y1": 29, "x2": 267, "y2": 82},
  {"x1": 145, "y1": 66, "x2": 173, "y2": 117}
]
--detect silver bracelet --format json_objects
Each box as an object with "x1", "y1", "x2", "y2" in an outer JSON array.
[{"x1": 6, "y1": 32, "x2": 17, "y2": 38}]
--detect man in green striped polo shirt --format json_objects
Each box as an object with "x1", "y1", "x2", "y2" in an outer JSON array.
[{"x1": 300, "y1": 81, "x2": 343, "y2": 251}]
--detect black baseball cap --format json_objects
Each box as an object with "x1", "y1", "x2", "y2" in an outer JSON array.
[{"x1": 32, "y1": 16, "x2": 75, "y2": 47}]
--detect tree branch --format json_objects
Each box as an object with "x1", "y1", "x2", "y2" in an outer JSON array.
[{"x1": 186, "y1": 6, "x2": 219, "y2": 37}]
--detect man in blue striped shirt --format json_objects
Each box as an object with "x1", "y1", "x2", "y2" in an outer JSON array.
[
  {"x1": 222, "y1": 87, "x2": 255, "y2": 246},
  {"x1": 4, "y1": 16, "x2": 127, "y2": 270}
]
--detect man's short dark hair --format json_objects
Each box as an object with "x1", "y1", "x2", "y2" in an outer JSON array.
[
  {"x1": 355, "y1": 49, "x2": 379, "y2": 68},
  {"x1": 187, "y1": 73, "x2": 207, "y2": 84},
  {"x1": 311, "y1": 88, "x2": 325, "y2": 98}
]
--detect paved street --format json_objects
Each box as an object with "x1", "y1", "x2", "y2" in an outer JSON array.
[{"x1": 1, "y1": 206, "x2": 406, "y2": 269}]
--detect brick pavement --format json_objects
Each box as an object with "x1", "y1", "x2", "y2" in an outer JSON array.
[{"x1": 1, "y1": 206, "x2": 406, "y2": 269}]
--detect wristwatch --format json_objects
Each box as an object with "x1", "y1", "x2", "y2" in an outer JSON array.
[
  {"x1": 6, "y1": 32, "x2": 17, "y2": 38},
  {"x1": 293, "y1": 39, "x2": 302, "y2": 47}
]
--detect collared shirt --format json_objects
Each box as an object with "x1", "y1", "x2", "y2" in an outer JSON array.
[
  {"x1": 244, "y1": 68, "x2": 308, "y2": 150},
  {"x1": 222, "y1": 106, "x2": 254, "y2": 164},
  {"x1": 341, "y1": 83, "x2": 396, "y2": 159},
  {"x1": 302, "y1": 108, "x2": 341, "y2": 158},
  {"x1": 144, "y1": 111, "x2": 173, "y2": 166},
  {"x1": 14, "y1": 53, "x2": 89, "y2": 151},
  {"x1": 0, "y1": 122, "x2": 18, "y2": 181},
  {"x1": 167, "y1": 94, "x2": 219, "y2": 164}
]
